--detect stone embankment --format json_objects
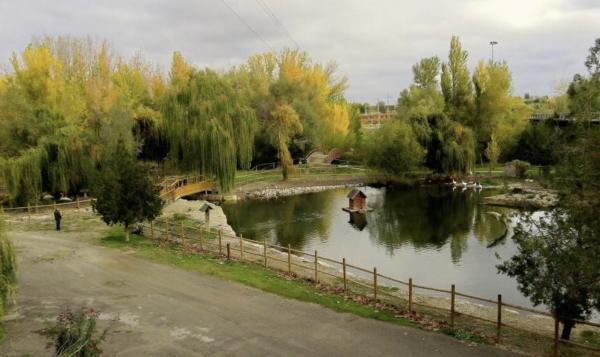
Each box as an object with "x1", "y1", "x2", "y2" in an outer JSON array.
[
  {"x1": 161, "y1": 199, "x2": 236, "y2": 236},
  {"x1": 242, "y1": 183, "x2": 362, "y2": 200},
  {"x1": 482, "y1": 188, "x2": 558, "y2": 209}
]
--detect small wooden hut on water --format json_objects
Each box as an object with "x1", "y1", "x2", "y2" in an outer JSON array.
[{"x1": 342, "y1": 189, "x2": 373, "y2": 213}]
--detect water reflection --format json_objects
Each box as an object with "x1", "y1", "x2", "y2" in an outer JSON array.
[
  {"x1": 348, "y1": 212, "x2": 367, "y2": 231},
  {"x1": 224, "y1": 186, "x2": 507, "y2": 263},
  {"x1": 224, "y1": 190, "x2": 336, "y2": 249},
  {"x1": 222, "y1": 186, "x2": 522, "y2": 305},
  {"x1": 366, "y1": 187, "x2": 505, "y2": 262}
]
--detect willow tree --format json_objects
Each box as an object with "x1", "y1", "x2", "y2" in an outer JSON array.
[
  {"x1": 266, "y1": 103, "x2": 302, "y2": 180},
  {"x1": 160, "y1": 68, "x2": 256, "y2": 192}
]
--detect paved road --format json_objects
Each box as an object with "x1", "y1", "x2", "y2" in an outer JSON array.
[{"x1": 0, "y1": 231, "x2": 517, "y2": 356}]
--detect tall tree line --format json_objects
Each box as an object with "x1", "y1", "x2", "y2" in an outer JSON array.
[{"x1": 0, "y1": 38, "x2": 357, "y2": 204}]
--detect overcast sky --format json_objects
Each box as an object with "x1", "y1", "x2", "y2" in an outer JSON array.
[{"x1": 1, "y1": 0, "x2": 599, "y2": 103}]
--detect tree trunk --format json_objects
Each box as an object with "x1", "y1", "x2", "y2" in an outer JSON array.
[{"x1": 561, "y1": 319, "x2": 575, "y2": 340}]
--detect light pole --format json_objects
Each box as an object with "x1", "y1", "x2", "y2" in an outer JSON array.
[{"x1": 490, "y1": 41, "x2": 498, "y2": 63}]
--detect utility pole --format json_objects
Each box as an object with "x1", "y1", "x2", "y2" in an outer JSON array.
[{"x1": 490, "y1": 41, "x2": 498, "y2": 63}]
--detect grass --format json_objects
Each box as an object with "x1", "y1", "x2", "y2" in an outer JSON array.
[{"x1": 100, "y1": 227, "x2": 414, "y2": 327}]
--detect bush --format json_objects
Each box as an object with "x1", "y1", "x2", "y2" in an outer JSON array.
[
  {"x1": 0, "y1": 216, "x2": 16, "y2": 322},
  {"x1": 364, "y1": 120, "x2": 425, "y2": 175},
  {"x1": 514, "y1": 160, "x2": 530, "y2": 178},
  {"x1": 44, "y1": 307, "x2": 107, "y2": 357}
]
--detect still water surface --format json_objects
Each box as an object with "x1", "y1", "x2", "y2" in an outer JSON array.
[{"x1": 223, "y1": 186, "x2": 531, "y2": 307}]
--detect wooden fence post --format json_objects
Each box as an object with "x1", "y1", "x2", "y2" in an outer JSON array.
[
  {"x1": 76, "y1": 197, "x2": 80, "y2": 210},
  {"x1": 409, "y1": 278, "x2": 413, "y2": 312},
  {"x1": 226, "y1": 243, "x2": 231, "y2": 260},
  {"x1": 342, "y1": 258, "x2": 347, "y2": 293},
  {"x1": 497, "y1": 294, "x2": 502, "y2": 343},
  {"x1": 150, "y1": 221, "x2": 154, "y2": 239},
  {"x1": 373, "y1": 267, "x2": 378, "y2": 301},
  {"x1": 287, "y1": 244, "x2": 291, "y2": 274},
  {"x1": 450, "y1": 284, "x2": 456, "y2": 328},
  {"x1": 314, "y1": 250, "x2": 318, "y2": 282},
  {"x1": 263, "y1": 239, "x2": 268, "y2": 267},
  {"x1": 166, "y1": 219, "x2": 170, "y2": 240},
  {"x1": 218, "y1": 230, "x2": 223, "y2": 255},
  {"x1": 27, "y1": 203, "x2": 31, "y2": 222},
  {"x1": 198, "y1": 229, "x2": 203, "y2": 251},
  {"x1": 239, "y1": 234, "x2": 244, "y2": 259},
  {"x1": 554, "y1": 316, "x2": 559, "y2": 357}
]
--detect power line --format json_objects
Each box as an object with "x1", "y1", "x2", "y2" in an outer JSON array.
[
  {"x1": 254, "y1": 0, "x2": 300, "y2": 49},
  {"x1": 219, "y1": 0, "x2": 274, "y2": 51}
]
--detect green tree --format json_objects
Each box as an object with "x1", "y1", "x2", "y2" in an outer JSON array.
[
  {"x1": 92, "y1": 139, "x2": 163, "y2": 242},
  {"x1": 423, "y1": 115, "x2": 476, "y2": 174},
  {"x1": 441, "y1": 36, "x2": 472, "y2": 124},
  {"x1": 472, "y1": 61, "x2": 529, "y2": 154},
  {"x1": 568, "y1": 38, "x2": 600, "y2": 121},
  {"x1": 485, "y1": 133, "x2": 500, "y2": 172},
  {"x1": 412, "y1": 56, "x2": 441, "y2": 88},
  {"x1": 266, "y1": 104, "x2": 302, "y2": 180},
  {"x1": 364, "y1": 120, "x2": 425, "y2": 175},
  {"x1": 510, "y1": 123, "x2": 560, "y2": 166},
  {"x1": 499, "y1": 42, "x2": 600, "y2": 340},
  {"x1": 160, "y1": 68, "x2": 256, "y2": 191}
]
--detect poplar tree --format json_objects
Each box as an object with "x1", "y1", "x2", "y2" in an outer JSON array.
[{"x1": 441, "y1": 36, "x2": 472, "y2": 124}]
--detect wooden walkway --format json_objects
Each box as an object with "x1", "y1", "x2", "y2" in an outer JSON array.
[{"x1": 159, "y1": 175, "x2": 216, "y2": 202}]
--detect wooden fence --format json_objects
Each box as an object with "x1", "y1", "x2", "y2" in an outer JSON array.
[
  {"x1": 1, "y1": 198, "x2": 93, "y2": 215},
  {"x1": 145, "y1": 218, "x2": 599, "y2": 356}
]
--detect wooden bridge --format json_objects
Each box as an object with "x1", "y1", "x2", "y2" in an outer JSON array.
[{"x1": 159, "y1": 175, "x2": 216, "y2": 202}]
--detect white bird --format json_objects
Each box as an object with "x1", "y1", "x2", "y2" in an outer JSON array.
[
  {"x1": 460, "y1": 181, "x2": 468, "y2": 188},
  {"x1": 475, "y1": 182, "x2": 483, "y2": 190},
  {"x1": 451, "y1": 179, "x2": 458, "y2": 186}
]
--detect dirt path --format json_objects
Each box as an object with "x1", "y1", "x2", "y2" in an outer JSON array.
[{"x1": 0, "y1": 230, "x2": 516, "y2": 357}]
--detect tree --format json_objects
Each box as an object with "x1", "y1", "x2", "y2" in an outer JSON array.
[
  {"x1": 510, "y1": 123, "x2": 560, "y2": 166},
  {"x1": 364, "y1": 120, "x2": 425, "y2": 175},
  {"x1": 568, "y1": 38, "x2": 600, "y2": 121},
  {"x1": 441, "y1": 36, "x2": 472, "y2": 124},
  {"x1": 499, "y1": 43, "x2": 600, "y2": 340},
  {"x1": 92, "y1": 139, "x2": 163, "y2": 242},
  {"x1": 412, "y1": 56, "x2": 441, "y2": 88},
  {"x1": 266, "y1": 103, "x2": 302, "y2": 180},
  {"x1": 472, "y1": 61, "x2": 529, "y2": 154},
  {"x1": 160, "y1": 68, "x2": 256, "y2": 191},
  {"x1": 485, "y1": 133, "x2": 500, "y2": 173}
]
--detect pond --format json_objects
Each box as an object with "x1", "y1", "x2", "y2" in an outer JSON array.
[{"x1": 222, "y1": 186, "x2": 532, "y2": 307}]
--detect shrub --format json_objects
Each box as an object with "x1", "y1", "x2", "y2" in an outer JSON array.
[
  {"x1": 0, "y1": 216, "x2": 16, "y2": 319},
  {"x1": 514, "y1": 160, "x2": 530, "y2": 178},
  {"x1": 44, "y1": 307, "x2": 107, "y2": 357}
]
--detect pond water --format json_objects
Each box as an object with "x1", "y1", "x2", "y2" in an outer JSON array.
[{"x1": 222, "y1": 186, "x2": 533, "y2": 307}]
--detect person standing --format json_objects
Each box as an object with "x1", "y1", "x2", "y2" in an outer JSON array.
[{"x1": 54, "y1": 208, "x2": 62, "y2": 231}]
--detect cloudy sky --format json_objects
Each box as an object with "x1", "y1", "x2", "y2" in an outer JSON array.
[{"x1": 1, "y1": 0, "x2": 599, "y2": 102}]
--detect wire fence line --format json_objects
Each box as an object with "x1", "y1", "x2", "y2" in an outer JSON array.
[{"x1": 144, "y1": 218, "x2": 598, "y2": 356}]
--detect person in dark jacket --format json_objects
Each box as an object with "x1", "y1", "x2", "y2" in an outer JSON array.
[{"x1": 54, "y1": 209, "x2": 62, "y2": 231}]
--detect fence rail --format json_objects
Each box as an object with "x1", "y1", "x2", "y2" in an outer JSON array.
[
  {"x1": 143, "y1": 218, "x2": 599, "y2": 356},
  {"x1": 2, "y1": 198, "x2": 93, "y2": 214}
]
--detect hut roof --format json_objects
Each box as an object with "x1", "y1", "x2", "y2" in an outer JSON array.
[{"x1": 347, "y1": 189, "x2": 366, "y2": 199}]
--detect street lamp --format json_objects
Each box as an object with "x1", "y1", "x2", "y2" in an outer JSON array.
[{"x1": 490, "y1": 41, "x2": 498, "y2": 62}]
